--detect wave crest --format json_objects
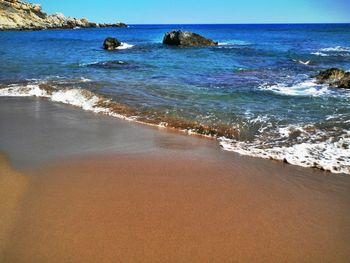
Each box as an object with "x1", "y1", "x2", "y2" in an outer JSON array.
[{"x1": 312, "y1": 46, "x2": 350, "y2": 57}]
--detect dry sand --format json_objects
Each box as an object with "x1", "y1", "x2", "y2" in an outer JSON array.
[
  {"x1": 1, "y1": 153, "x2": 350, "y2": 262},
  {"x1": 1, "y1": 97, "x2": 350, "y2": 262}
]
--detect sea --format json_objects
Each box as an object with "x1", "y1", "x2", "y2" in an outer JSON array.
[{"x1": 0, "y1": 24, "x2": 349, "y2": 174}]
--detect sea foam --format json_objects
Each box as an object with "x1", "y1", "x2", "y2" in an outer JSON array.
[
  {"x1": 116, "y1": 42, "x2": 134, "y2": 50},
  {"x1": 320, "y1": 46, "x2": 350, "y2": 52},
  {"x1": 219, "y1": 132, "x2": 350, "y2": 175},
  {"x1": 259, "y1": 79, "x2": 331, "y2": 97},
  {"x1": 312, "y1": 46, "x2": 350, "y2": 57}
]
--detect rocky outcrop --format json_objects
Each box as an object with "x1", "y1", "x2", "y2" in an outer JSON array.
[
  {"x1": 163, "y1": 30, "x2": 218, "y2": 47},
  {"x1": 99, "y1": 22, "x2": 128, "y2": 28},
  {"x1": 0, "y1": 0, "x2": 127, "y2": 30},
  {"x1": 103, "y1": 37, "x2": 121, "y2": 50},
  {"x1": 316, "y1": 68, "x2": 350, "y2": 89}
]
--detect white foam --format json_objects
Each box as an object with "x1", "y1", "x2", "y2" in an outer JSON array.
[
  {"x1": 50, "y1": 89, "x2": 99, "y2": 111},
  {"x1": 312, "y1": 46, "x2": 350, "y2": 57},
  {"x1": 79, "y1": 77, "x2": 92, "y2": 82},
  {"x1": 0, "y1": 83, "x2": 139, "y2": 122},
  {"x1": 311, "y1": 52, "x2": 329, "y2": 57},
  {"x1": 217, "y1": 40, "x2": 251, "y2": 48},
  {"x1": 220, "y1": 134, "x2": 350, "y2": 175},
  {"x1": 116, "y1": 42, "x2": 134, "y2": 50},
  {"x1": 292, "y1": 59, "x2": 310, "y2": 65},
  {"x1": 0, "y1": 84, "x2": 50, "y2": 98},
  {"x1": 320, "y1": 46, "x2": 350, "y2": 52},
  {"x1": 0, "y1": 84, "x2": 110, "y2": 114},
  {"x1": 260, "y1": 79, "x2": 331, "y2": 97}
]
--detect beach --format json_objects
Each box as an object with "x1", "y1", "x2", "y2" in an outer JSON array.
[{"x1": 1, "y1": 97, "x2": 350, "y2": 262}]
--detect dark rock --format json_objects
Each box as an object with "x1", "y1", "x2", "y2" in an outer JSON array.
[
  {"x1": 103, "y1": 37, "x2": 121, "y2": 50},
  {"x1": 316, "y1": 68, "x2": 350, "y2": 89},
  {"x1": 98, "y1": 22, "x2": 128, "y2": 28},
  {"x1": 115, "y1": 22, "x2": 128, "y2": 27},
  {"x1": 86, "y1": 60, "x2": 139, "y2": 70},
  {"x1": 163, "y1": 30, "x2": 218, "y2": 47}
]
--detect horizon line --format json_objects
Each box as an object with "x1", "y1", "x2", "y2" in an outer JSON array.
[{"x1": 126, "y1": 22, "x2": 350, "y2": 25}]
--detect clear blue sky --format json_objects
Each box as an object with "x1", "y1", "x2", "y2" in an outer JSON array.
[{"x1": 33, "y1": 0, "x2": 350, "y2": 24}]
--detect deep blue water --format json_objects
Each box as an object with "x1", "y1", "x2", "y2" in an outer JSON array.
[{"x1": 1, "y1": 24, "x2": 350, "y2": 173}]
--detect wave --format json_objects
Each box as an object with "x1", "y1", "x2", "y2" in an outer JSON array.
[
  {"x1": 0, "y1": 81, "x2": 240, "y2": 138},
  {"x1": 311, "y1": 52, "x2": 330, "y2": 57},
  {"x1": 1, "y1": 80, "x2": 349, "y2": 175},
  {"x1": 217, "y1": 40, "x2": 252, "y2": 49},
  {"x1": 320, "y1": 46, "x2": 350, "y2": 52},
  {"x1": 259, "y1": 79, "x2": 332, "y2": 97},
  {"x1": 220, "y1": 128, "x2": 350, "y2": 175},
  {"x1": 311, "y1": 46, "x2": 350, "y2": 57}
]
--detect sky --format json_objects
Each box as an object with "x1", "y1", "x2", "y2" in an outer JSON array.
[{"x1": 33, "y1": 0, "x2": 350, "y2": 24}]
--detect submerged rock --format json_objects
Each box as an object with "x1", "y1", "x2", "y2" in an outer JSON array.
[
  {"x1": 86, "y1": 60, "x2": 139, "y2": 70},
  {"x1": 316, "y1": 68, "x2": 350, "y2": 89},
  {"x1": 103, "y1": 37, "x2": 121, "y2": 50},
  {"x1": 162, "y1": 30, "x2": 218, "y2": 47}
]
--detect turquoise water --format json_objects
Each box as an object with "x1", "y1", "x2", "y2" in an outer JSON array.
[{"x1": 0, "y1": 24, "x2": 350, "y2": 173}]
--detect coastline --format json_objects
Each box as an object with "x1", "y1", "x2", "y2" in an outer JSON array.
[
  {"x1": 0, "y1": 0, "x2": 128, "y2": 31},
  {"x1": 1, "y1": 97, "x2": 350, "y2": 262}
]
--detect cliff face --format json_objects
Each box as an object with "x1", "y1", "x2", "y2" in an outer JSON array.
[{"x1": 0, "y1": 0, "x2": 127, "y2": 30}]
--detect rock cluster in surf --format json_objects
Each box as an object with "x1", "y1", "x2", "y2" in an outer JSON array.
[
  {"x1": 316, "y1": 68, "x2": 350, "y2": 89},
  {"x1": 163, "y1": 30, "x2": 218, "y2": 46},
  {"x1": 0, "y1": 0, "x2": 127, "y2": 30}
]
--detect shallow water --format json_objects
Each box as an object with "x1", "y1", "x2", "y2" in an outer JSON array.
[{"x1": 0, "y1": 24, "x2": 349, "y2": 173}]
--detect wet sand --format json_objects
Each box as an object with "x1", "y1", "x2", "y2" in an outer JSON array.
[
  {"x1": 0, "y1": 154, "x2": 27, "y2": 261},
  {"x1": 1, "y1": 97, "x2": 350, "y2": 262}
]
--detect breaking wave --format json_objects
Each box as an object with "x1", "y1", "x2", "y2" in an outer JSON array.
[
  {"x1": 220, "y1": 126, "x2": 350, "y2": 175},
  {"x1": 0, "y1": 81, "x2": 240, "y2": 138},
  {"x1": 217, "y1": 40, "x2": 252, "y2": 49},
  {"x1": 312, "y1": 46, "x2": 350, "y2": 57},
  {"x1": 260, "y1": 76, "x2": 350, "y2": 98},
  {"x1": 320, "y1": 46, "x2": 350, "y2": 52},
  {"x1": 1, "y1": 79, "x2": 349, "y2": 175},
  {"x1": 260, "y1": 79, "x2": 331, "y2": 97}
]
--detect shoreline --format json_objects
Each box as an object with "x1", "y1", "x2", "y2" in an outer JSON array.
[{"x1": 1, "y1": 83, "x2": 349, "y2": 175}]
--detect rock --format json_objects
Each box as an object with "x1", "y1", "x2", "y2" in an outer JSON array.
[
  {"x1": 163, "y1": 30, "x2": 218, "y2": 47},
  {"x1": 0, "y1": 0, "x2": 127, "y2": 30},
  {"x1": 103, "y1": 37, "x2": 121, "y2": 50},
  {"x1": 98, "y1": 22, "x2": 128, "y2": 28},
  {"x1": 115, "y1": 22, "x2": 128, "y2": 27},
  {"x1": 316, "y1": 68, "x2": 350, "y2": 89}
]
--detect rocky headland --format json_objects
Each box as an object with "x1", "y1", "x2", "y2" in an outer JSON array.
[{"x1": 0, "y1": 0, "x2": 127, "y2": 30}]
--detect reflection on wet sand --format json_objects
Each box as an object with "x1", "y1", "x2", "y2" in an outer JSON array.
[{"x1": 0, "y1": 153, "x2": 28, "y2": 261}]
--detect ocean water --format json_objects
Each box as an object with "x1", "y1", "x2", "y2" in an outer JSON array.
[{"x1": 0, "y1": 24, "x2": 350, "y2": 174}]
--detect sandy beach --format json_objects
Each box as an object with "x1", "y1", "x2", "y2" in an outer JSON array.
[{"x1": 1, "y1": 97, "x2": 350, "y2": 262}]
